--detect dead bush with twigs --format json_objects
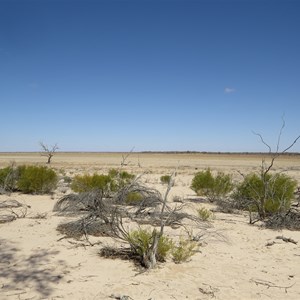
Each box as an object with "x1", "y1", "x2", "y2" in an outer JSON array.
[
  {"x1": 54, "y1": 171, "x2": 208, "y2": 268},
  {"x1": 0, "y1": 199, "x2": 28, "y2": 223}
]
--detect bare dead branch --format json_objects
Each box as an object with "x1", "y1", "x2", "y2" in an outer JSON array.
[
  {"x1": 120, "y1": 147, "x2": 135, "y2": 167},
  {"x1": 252, "y1": 131, "x2": 272, "y2": 153},
  {"x1": 250, "y1": 278, "x2": 295, "y2": 293}
]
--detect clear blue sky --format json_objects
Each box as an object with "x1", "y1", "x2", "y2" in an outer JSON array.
[{"x1": 1, "y1": 0, "x2": 299, "y2": 152}]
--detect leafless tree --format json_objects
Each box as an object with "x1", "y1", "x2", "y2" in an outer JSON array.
[{"x1": 40, "y1": 142, "x2": 59, "y2": 164}]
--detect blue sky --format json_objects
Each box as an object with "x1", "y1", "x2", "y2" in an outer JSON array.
[{"x1": 1, "y1": 0, "x2": 299, "y2": 152}]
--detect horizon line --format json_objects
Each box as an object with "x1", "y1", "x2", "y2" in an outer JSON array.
[{"x1": 1, "y1": 151, "x2": 300, "y2": 155}]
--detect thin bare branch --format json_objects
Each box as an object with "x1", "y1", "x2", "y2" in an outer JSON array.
[
  {"x1": 121, "y1": 147, "x2": 135, "y2": 166},
  {"x1": 276, "y1": 116, "x2": 285, "y2": 153},
  {"x1": 252, "y1": 131, "x2": 271, "y2": 153}
]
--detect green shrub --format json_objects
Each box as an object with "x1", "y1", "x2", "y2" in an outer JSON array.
[
  {"x1": 191, "y1": 169, "x2": 233, "y2": 201},
  {"x1": 172, "y1": 237, "x2": 198, "y2": 263},
  {"x1": 125, "y1": 192, "x2": 143, "y2": 205},
  {"x1": 197, "y1": 207, "x2": 213, "y2": 221},
  {"x1": 160, "y1": 175, "x2": 171, "y2": 185},
  {"x1": 0, "y1": 166, "x2": 19, "y2": 192},
  {"x1": 17, "y1": 165, "x2": 58, "y2": 194},
  {"x1": 71, "y1": 169, "x2": 135, "y2": 194},
  {"x1": 71, "y1": 173, "x2": 112, "y2": 193},
  {"x1": 108, "y1": 169, "x2": 135, "y2": 191},
  {"x1": 233, "y1": 173, "x2": 297, "y2": 216},
  {"x1": 156, "y1": 235, "x2": 174, "y2": 262},
  {"x1": 127, "y1": 228, "x2": 174, "y2": 263}
]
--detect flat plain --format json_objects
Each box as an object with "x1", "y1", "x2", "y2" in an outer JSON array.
[{"x1": 1, "y1": 152, "x2": 300, "y2": 300}]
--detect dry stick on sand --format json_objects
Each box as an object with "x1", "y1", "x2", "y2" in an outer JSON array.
[{"x1": 250, "y1": 278, "x2": 295, "y2": 293}]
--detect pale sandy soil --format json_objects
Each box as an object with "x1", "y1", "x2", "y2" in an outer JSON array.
[{"x1": 1, "y1": 152, "x2": 300, "y2": 300}]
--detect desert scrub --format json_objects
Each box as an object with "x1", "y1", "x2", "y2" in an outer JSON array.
[
  {"x1": 17, "y1": 165, "x2": 58, "y2": 194},
  {"x1": 233, "y1": 173, "x2": 297, "y2": 216},
  {"x1": 191, "y1": 168, "x2": 233, "y2": 201},
  {"x1": 108, "y1": 169, "x2": 135, "y2": 191},
  {"x1": 71, "y1": 169, "x2": 135, "y2": 194},
  {"x1": 197, "y1": 207, "x2": 213, "y2": 221},
  {"x1": 127, "y1": 228, "x2": 174, "y2": 263},
  {"x1": 71, "y1": 173, "x2": 112, "y2": 193},
  {"x1": 0, "y1": 165, "x2": 20, "y2": 192},
  {"x1": 160, "y1": 175, "x2": 171, "y2": 185},
  {"x1": 125, "y1": 192, "x2": 143, "y2": 205},
  {"x1": 172, "y1": 236, "x2": 198, "y2": 263}
]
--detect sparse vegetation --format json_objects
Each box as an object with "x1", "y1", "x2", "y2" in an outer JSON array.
[
  {"x1": 54, "y1": 169, "x2": 205, "y2": 269},
  {"x1": 0, "y1": 165, "x2": 19, "y2": 193},
  {"x1": 126, "y1": 228, "x2": 174, "y2": 265},
  {"x1": 197, "y1": 207, "x2": 214, "y2": 221},
  {"x1": 125, "y1": 191, "x2": 143, "y2": 205},
  {"x1": 171, "y1": 236, "x2": 198, "y2": 263},
  {"x1": 108, "y1": 169, "x2": 135, "y2": 191},
  {"x1": 160, "y1": 175, "x2": 172, "y2": 185}
]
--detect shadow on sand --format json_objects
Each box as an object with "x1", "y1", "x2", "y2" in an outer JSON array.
[{"x1": 0, "y1": 238, "x2": 66, "y2": 298}]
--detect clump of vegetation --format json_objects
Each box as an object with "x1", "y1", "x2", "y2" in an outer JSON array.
[
  {"x1": 191, "y1": 168, "x2": 233, "y2": 201},
  {"x1": 71, "y1": 169, "x2": 135, "y2": 195},
  {"x1": 17, "y1": 165, "x2": 58, "y2": 194},
  {"x1": 108, "y1": 169, "x2": 135, "y2": 191},
  {"x1": 160, "y1": 175, "x2": 172, "y2": 185},
  {"x1": 0, "y1": 165, "x2": 19, "y2": 192},
  {"x1": 233, "y1": 173, "x2": 297, "y2": 217},
  {"x1": 127, "y1": 228, "x2": 174, "y2": 265},
  {"x1": 171, "y1": 236, "x2": 198, "y2": 263},
  {"x1": 125, "y1": 192, "x2": 143, "y2": 205},
  {"x1": 71, "y1": 173, "x2": 112, "y2": 194},
  {"x1": 197, "y1": 207, "x2": 214, "y2": 221}
]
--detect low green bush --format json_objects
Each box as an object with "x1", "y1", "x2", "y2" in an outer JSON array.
[
  {"x1": 71, "y1": 174, "x2": 112, "y2": 193},
  {"x1": 197, "y1": 207, "x2": 213, "y2": 221},
  {"x1": 17, "y1": 165, "x2": 58, "y2": 194},
  {"x1": 108, "y1": 169, "x2": 135, "y2": 191},
  {"x1": 0, "y1": 166, "x2": 19, "y2": 192},
  {"x1": 160, "y1": 175, "x2": 171, "y2": 185},
  {"x1": 125, "y1": 192, "x2": 143, "y2": 205},
  {"x1": 71, "y1": 169, "x2": 135, "y2": 194},
  {"x1": 172, "y1": 236, "x2": 198, "y2": 263},
  {"x1": 233, "y1": 173, "x2": 297, "y2": 216},
  {"x1": 127, "y1": 228, "x2": 174, "y2": 263},
  {"x1": 191, "y1": 168, "x2": 233, "y2": 201}
]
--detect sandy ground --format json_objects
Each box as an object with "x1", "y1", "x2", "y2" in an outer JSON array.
[{"x1": 1, "y1": 152, "x2": 300, "y2": 300}]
